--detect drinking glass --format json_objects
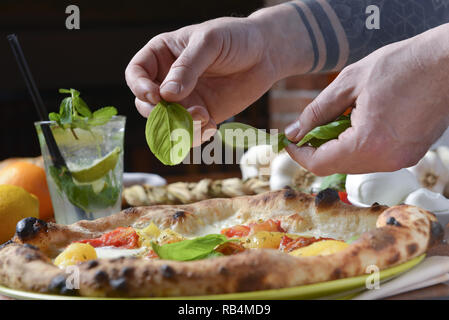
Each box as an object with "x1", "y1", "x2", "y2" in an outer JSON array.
[{"x1": 35, "y1": 116, "x2": 125, "y2": 225}]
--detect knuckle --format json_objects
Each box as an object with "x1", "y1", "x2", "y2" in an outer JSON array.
[{"x1": 307, "y1": 101, "x2": 324, "y2": 125}]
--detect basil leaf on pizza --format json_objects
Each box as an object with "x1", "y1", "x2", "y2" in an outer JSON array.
[
  {"x1": 151, "y1": 234, "x2": 229, "y2": 261},
  {"x1": 145, "y1": 100, "x2": 193, "y2": 166}
]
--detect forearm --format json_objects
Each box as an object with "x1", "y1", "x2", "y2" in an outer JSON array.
[
  {"x1": 254, "y1": 0, "x2": 449, "y2": 74},
  {"x1": 248, "y1": 4, "x2": 315, "y2": 79}
]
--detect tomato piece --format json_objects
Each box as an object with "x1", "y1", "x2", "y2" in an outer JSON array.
[
  {"x1": 249, "y1": 219, "x2": 285, "y2": 233},
  {"x1": 77, "y1": 227, "x2": 139, "y2": 249},
  {"x1": 280, "y1": 236, "x2": 335, "y2": 252},
  {"x1": 278, "y1": 235, "x2": 294, "y2": 251},
  {"x1": 338, "y1": 191, "x2": 351, "y2": 205},
  {"x1": 146, "y1": 250, "x2": 159, "y2": 259},
  {"x1": 221, "y1": 225, "x2": 251, "y2": 238},
  {"x1": 215, "y1": 242, "x2": 246, "y2": 255}
]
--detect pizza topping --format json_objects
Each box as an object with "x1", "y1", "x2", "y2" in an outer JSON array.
[
  {"x1": 279, "y1": 235, "x2": 335, "y2": 252},
  {"x1": 288, "y1": 240, "x2": 349, "y2": 257},
  {"x1": 54, "y1": 243, "x2": 97, "y2": 267},
  {"x1": 221, "y1": 219, "x2": 284, "y2": 238},
  {"x1": 221, "y1": 225, "x2": 250, "y2": 238},
  {"x1": 243, "y1": 231, "x2": 285, "y2": 249},
  {"x1": 215, "y1": 241, "x2": 246, "y2": 255},
  {"x1": 77, "y1": 227, "x2": 139, "y2": 249},
  {"x1": 151, "y1": 234, "x2": 230, "y2": 261}
]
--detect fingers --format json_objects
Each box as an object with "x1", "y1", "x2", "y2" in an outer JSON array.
[
  {"x1": 160, "y1": 36, "x2": 218, "y2": 102},
  {"x1": 284, "y1": 67, "x2": 359, "y2": 142},
  {"x1": 135, "y1": 97, "x2": 155, "y2": 118},
  {"x1": 285, "y1": 127, "x2": 358, "y2": 175},
  {"x1": 125, "y1": 46, "x2": 161, "y2": 104}
]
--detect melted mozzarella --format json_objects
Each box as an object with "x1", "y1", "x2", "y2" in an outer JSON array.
[{"x1": 95, "y1": 246, "x2": 146, "y2": 259}]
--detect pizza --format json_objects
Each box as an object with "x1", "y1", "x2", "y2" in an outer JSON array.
[{"x1": 0, "y1": 188, "x2": 444, "y2": 298}]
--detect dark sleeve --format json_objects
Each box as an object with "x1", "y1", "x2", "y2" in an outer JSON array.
[{"x1": 290, "y1": 0, "x2": 449, "y2": 72}]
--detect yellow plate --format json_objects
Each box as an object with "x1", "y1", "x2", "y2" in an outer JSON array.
[{"x1": 0, "y1": 255, "x2": 424, "y2": 300}]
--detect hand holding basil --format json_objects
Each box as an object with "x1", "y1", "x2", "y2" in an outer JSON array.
[
  {"x1": 145, "y1": 100, "x2": 193, "y2": 166},
  {"x1": 218, "y1": 114, "x2": 351, "y2": 152}
]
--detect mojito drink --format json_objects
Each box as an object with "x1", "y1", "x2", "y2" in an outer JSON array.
[{"x1": 35, "y1": 116, "x2": 125, "y2": 225}]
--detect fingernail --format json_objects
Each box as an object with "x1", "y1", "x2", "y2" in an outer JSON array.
[
  {"x1": 285, "y1": 120, "x2": 301, "y2": 140},
  {"x1": 161, "y1": 81, "x2": 180, "y2": 95}
]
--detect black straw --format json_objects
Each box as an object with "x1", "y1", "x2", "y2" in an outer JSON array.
[{"x1": 7, "y1": 34, "x2": 66, "y2": 168}]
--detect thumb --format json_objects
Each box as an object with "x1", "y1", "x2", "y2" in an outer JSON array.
[
  {"x1": 160, "y1": 39, "x2": 217, "y2": 101},
  {"x1": 284, "y1": 69, "x2": 358, "y2": 142}
]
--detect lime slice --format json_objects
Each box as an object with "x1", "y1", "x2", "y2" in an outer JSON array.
[
  {"x1": 72, "y1": 177, "x2": 107, "y2": 194},
  {"x1": 71, "y1": 147, "x2": 121, "y2": 183}
]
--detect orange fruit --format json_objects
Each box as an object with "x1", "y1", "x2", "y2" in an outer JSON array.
[{"x1": 0, "y1": 161, "x2": 53, "y2": 221}]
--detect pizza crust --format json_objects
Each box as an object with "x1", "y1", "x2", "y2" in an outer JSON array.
[{"x1": 0, "y1": 189, "x2": 443, "y2": 297}]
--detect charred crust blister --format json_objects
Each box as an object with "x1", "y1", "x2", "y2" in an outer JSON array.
[
  {"x1": 283, "y1": 189, "x2": 297, "y2": 200},
  {"x1": 315, "y1": 189, "x2": 339, "y2": 208},
  {"x1": 173, "y1": 211, "x2": 186, "y2": 220},
  {"x1": 386, "y1": 217, "x2": 402, "y2": 227},
  {"x1": 429, "y1": 221, "x2": 445, "y2": 247},
  {"x1": 94, "y1": 270, "x2": 109, "y2": 283},
  {"x1": 48, "y1": 275, "x2": 77, "y2": 296},
  {"x1": 16, "y1": 217, "x2": 47, "y2": 240},
  {"x1": 110, "y1": 278, "x2": 127, "y2": 292},
  {"x1": 86, "y1": 260, "x2": 99, "y2": 269},
  {"x1": 121, "y1": 266, "x2": 135, "y2": 277},
  {"x1": 160, "y1": 264, "x2": 175, "y2": 278},
  {"x1": 406, "y1": 243, "x2": 418, "y2": 256}
]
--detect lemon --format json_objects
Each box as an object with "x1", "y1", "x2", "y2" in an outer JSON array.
[
  {"x1": 289, "y1": 240, "x2": 349, "y2": 257},
  {"x1": 70, "y1": 147, "x2": 121, "y2": 183},
  {"x1": 0, "y1": 185, "x2": 39, "y2": 244}
]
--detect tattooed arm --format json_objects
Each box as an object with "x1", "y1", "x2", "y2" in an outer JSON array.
[{"x1": 256, "y1": 0, "x2": 449, "y2": 73}]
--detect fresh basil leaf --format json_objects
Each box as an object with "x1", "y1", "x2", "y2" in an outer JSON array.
[
  {"x1": 151, "y1": 234, "x2": 228, "y2": 261},
  {"x1": 59, "y1": 97, "x2": 73, "y2": 125},
  {"x1": 274, "y1": 133, "x2": 291, "y2": 153},
  {"x1": 218, "y1": 122, "x2": 287, "y2": 152},
  {"x1": 145, "y1": 100, "x2": 193, "y2": 166},
  {"x1": 297, "y1": 116, "x2": 351, "y2": 147},
  {"x1": 320, "y1": 173, "x2": 347, "y2": 191},
  {"x1": 49, "y1": 166, "x2": 120, "y2": 212}
]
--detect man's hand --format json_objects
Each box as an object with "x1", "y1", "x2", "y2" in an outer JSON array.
[
  {"x1": 125, "y1": 5, "x2": 314, "y2": 146},
  {"x1": 285, "y1": 23, "x2": 449, "y2": 176}
]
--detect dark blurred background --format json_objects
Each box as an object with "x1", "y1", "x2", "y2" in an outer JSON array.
[{"x1": 0, "y1": 0, "x2": 267, "y2": 181}]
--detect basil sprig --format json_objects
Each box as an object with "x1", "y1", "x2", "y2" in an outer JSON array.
[
  {"x1": 297, "y1": 115, "x2": 351, "y2": 148},
  {"x1": 218, "y1": 115, "x2": 351, "y2": 152},
  {"x1": 49, "y1": 89, "x2": 117, "y2": 133},
  {"x1": 319, "y1": 173, "x2": 347, "y2": 191},
  {"x1": 218, "y1": 122, "x2": 289, "y2": 152},
  {"x1": 151, "y1": 234, "x2": 230, "y2": 261}
]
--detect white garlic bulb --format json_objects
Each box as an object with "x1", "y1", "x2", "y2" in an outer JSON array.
[
  {"x1": 269, "y1": 152, "x2": 303, "y2": 190},
  {"x1": 404, "y1": 188, "x2": 449, "y2": 213},
  {"x1": 407, "y1": 150, "x2": 449, "y2": 194},
  {"x1": 240, "y1": 145, "x2": 277, "y2": 180}
]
